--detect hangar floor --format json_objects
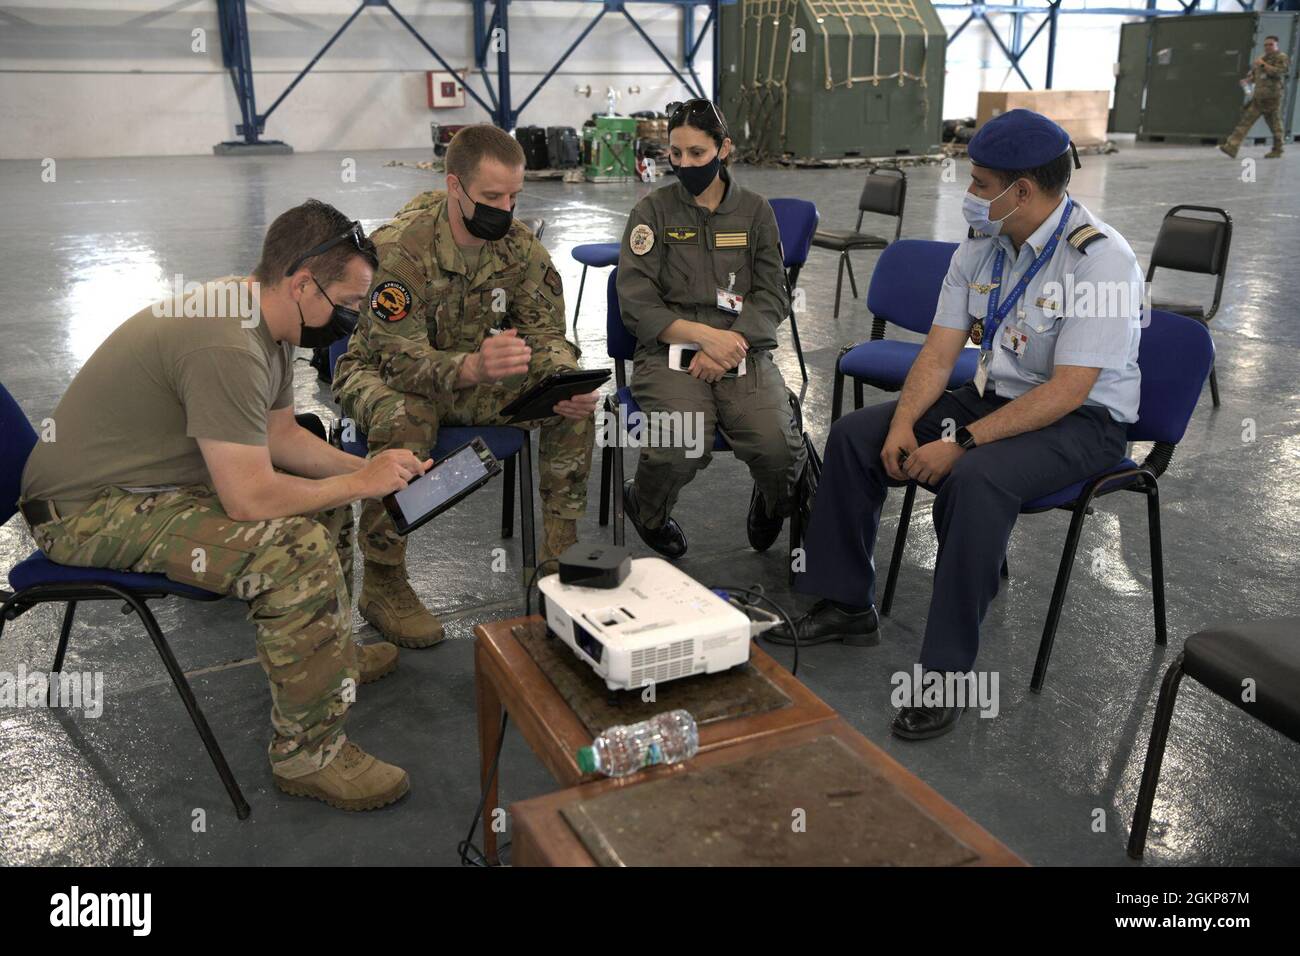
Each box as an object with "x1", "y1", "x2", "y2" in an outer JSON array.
[{"x1": 0, "y1": 142, "x2": 1296, "y2": 865}]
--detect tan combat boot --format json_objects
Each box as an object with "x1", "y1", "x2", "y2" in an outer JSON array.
[
  {"x1": 538, "y1": 516, "x2": 578, "y2": 568},
  {"x1": 274, "y1": 741, "x2": 410, "y2": 811},
  {"x1": 1265, "y1": 147, "x2": 1284, "y2": 158},
  {"x1": 1218, "y1": 142, "x2": 1239, "y2": 159},
  {"x1": 359, "y1": 560, "x2": 445, "y2": 648},
  {"x1": 355, "y1": 640, "x2": 399, "y2": 684}
]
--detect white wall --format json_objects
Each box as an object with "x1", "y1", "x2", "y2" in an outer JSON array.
[
  {"x1": 0, "y1": 0, "x2": 712, "y2": 159},
  {"x1": 0, "y1": 0, "x2": 1244, "y2": 160}
]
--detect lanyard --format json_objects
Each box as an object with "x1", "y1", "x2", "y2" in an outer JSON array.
[{"x1": 983, "y1": 197, "x2": 1074, "y2": 352}]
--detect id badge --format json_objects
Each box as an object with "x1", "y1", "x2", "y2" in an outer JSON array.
[
  {"x1": 1001, "y1": 324, "x2": 1030, "y2": 357},
  {"x1": 973, "y1": 351, "x2": 991, "y2": 397},
  {"x1": 716, "y1": 287, "x2": 743, "y2": 315}
]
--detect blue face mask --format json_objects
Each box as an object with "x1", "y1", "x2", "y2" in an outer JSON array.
[{"x1": 962, "y1": 179, "x2": 1022, "y2": 236}]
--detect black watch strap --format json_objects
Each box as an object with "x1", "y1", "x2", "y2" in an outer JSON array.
[{"x1": 955, "y1": 426, "x2": 977, "y2": 449}]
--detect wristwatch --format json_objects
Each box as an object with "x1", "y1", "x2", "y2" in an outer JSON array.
[{"x1": 955, "y1": 426, "x2": 977, "y2": 450}]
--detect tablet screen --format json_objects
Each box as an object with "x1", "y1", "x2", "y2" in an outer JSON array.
[{"x1": 392, "y1": 444, "x2": 491, "y2": 525}]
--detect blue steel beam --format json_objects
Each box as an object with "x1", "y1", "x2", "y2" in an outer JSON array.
[{"x1": 619, "y1": 4, "x2": 708, "y2": 100}]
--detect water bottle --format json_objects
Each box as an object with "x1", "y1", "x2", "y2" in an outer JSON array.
[{"x1": 576, "y1": 709, "x2": 699, "y2": 778}]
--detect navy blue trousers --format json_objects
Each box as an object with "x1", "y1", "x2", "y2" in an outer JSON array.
[{"x1": 796, "y1": 383, "x2": 1128, "y2": 672}]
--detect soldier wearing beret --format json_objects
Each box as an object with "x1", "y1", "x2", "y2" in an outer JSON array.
[
  {"x1": 334, "y1": 126, "x2": 597, "y2": 648},
  {"x1": 788, "y1": 109, "x2": 1144, "y2": 740}
]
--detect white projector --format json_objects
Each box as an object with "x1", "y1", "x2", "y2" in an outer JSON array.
[{"x1": 538, "y1": 557, "x2": 752, "y2": 691}]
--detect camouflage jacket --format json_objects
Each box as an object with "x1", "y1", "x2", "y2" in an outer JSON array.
[
  {"x1": 1251, "y1": 50, "x2": 1291, "y2": 99},
  {"x1": 615, "y1": 167, "x2": 790, "y2": 355},
  {"x1": 334, "y1": 190, "x2": 572, "y2": 398}
]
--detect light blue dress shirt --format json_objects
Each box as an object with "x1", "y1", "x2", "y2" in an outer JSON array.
[{"x1": 933, "y1": 194, "x2": 1143, "y2": 423}]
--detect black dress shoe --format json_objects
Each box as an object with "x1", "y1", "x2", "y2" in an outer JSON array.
[
  {"x1": 766, "y1": 599, "x2": 879, "y2": 647},
  {"x1": 746, "y1": 483, "x2": 785, "y2": 552},
  {"x1": 623, "y1": 480, "x2": 687, "y2": 559},
  {"x1": 891, "y1": 704, "x2": 966, "y2": 740}
]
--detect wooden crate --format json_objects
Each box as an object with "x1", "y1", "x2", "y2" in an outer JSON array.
[{"x1": 976, "y1": 90, "x2": 1111, "y2": 147}]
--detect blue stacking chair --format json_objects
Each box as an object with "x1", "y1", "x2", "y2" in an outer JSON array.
[
  {"x1": 569, "y1": 242, "x2": 621, "y2": 336},
  {"x1": 832, "y1": 239, "x2": 978, "y2": 422},
  {"x1": 0, "y1": 382, "x2": 250, "y2": 819},
  {"x1": 769, "y1": 198, "x2": 820, "y2": 384},
  {"x1": 878, "y1": 310, "x2": 1215, "y2": 692},
  {"x1": 596, "y1": 270, "x2": 804, "y2": 577},
  {"x1": 326, "y1": 337, "x2": 536, "y2": 571}
]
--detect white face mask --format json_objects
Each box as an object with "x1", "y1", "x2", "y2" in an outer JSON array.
[{"x1": 962, "y1": 179, "x2": 1022, "y2": 236}]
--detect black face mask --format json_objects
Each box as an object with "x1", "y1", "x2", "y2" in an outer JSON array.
[
  {"x1": 672, "y1": 153, "x2": 722, "y2": 197},
  {"x1": 455, "y1": 187, "x2": 514, "y2": 242},
  {"x1": 298, "y1": 277, "x2": 358, "y2": 349}
]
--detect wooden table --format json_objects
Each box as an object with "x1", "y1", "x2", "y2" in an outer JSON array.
[
  {"x1": 473, "y1": 614, "x2": 838, "y2": 865},
  {"x1": 508, "y1": 718, "x2": 1026, "y2": 866}
]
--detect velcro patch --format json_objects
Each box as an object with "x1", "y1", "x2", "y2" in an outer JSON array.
[
  {"x1": 370, "y1": 280, "x2": 412, "y2": 322},
  {"x1": 665, "y1": 227, "x2": 699, "y2": 244},
  {"x1": 712, "y1": 231, "x2": 748, "y2": 249},
  {"x1": 543, "y1": 265, "x2": 563, "y2": 297}
]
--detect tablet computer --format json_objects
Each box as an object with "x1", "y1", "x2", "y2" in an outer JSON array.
[
  {"x1": 497, "y1": 368, "x2": 611, "y2": 424},
  {"x1": 382, "y1": 437, "x2": 503, "y2": 536}
]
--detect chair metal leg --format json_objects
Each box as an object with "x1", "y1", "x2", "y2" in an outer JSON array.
[
  {"x1": 788, "y1": 312, "x2": 808, "y2": 383},
  {"x1": 833, "y1": 255, "x2": 846, "y2": 319},
  {"x1": 519, "y1": 432, "x2": 536, "y2": 573},
  {"x1": 501, "y1": 454, "x2": 516, "y2": 539},
  {"x1": 131, "y1": 593, "x2": 250, "y2": 819},
  {"x1": 1208, "y1": 364, "x2": 1221, "y2": 408},
  {"x1": 844, "y1": 254, "x2": 860, "y2": 299},
  {"x1": 1146, "y1": 480, "x2": 1167, "y2": 645},
  {"x1": 571, "y1": 265, "x2": 588, "y2": 337},
  {"x1": 612, "y1": 433, "x2": 626, "y2": 547},
  {"x1": 47, "y1": 601, "x2": 77, "y2": 707},
  {"x1": 788, "y1": 494, "x2": 803, "y2": 587},
  {"x1": 598, "y1": 444, "x2": 612, "y2": 527},
  {"x1": 881, "y1": 483, "x2": 916, "y2": 617},
  {"x1": 1030, "y1": 501, "x2": 1091, "y2": 693},
  {"x1": 832, "y1": 366, "x2": 845, "y2": 424},
  {"x1": 853, "y1": 379, "x2": 865, "y2": 413},
  {"x1": 1127, "y1": 654, "x2": 1185, "y2": 859},
  {"x1": 1000, "y1": 557, "x2": 1010, "y2": 579}
]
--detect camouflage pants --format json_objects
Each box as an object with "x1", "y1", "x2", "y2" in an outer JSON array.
[
  {"x1": 1226, "y1": 97, "x2": 1285, "y2": 149},
  {"x1": 336, "y1": 352, "x2": 595, "y2": 567},
  {"x1": 22, "y1": 485, "x2": 357, "y2": 779}
]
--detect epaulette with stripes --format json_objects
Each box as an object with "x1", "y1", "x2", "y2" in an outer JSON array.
[
  {"x1": 967, "y1": 226, "x2": 992, "y2": 239},
  {"x1": 1066, "y1": 223, "x2": 1105, "y2": 253}
]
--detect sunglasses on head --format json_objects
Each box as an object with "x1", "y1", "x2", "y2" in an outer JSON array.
[
  {"x1": 666, "y1": 98, "x2": 728, "y2": 134},
  {"x1": 285, "y1": 220, "x2": 373, "y2": 277}
]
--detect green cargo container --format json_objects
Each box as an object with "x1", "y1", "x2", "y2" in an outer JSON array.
[
  {"x1": 1112, "y1": 12, "x2": 1298, "y2": 144},
  {"x1": 718, "y1": 0, "x2": 946, "y2": 160}
]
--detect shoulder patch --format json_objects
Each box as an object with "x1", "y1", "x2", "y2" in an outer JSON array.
[
  {"x1": 543, "y1": 265, "x2": 563, "y2": 297},
  {"x1": 370, "y1": 280, "x2": 412, "y2": 322},
  {"x1": 629, "y1": 223, "x2": 655, "y2": 256},
  {"x1": 1066, "y1": 224, "x2": 1106, "y2": 254}
]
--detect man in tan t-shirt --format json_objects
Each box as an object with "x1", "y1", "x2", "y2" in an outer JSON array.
[{"x1": 19, "y1": 199, "x2": 430, "y2": 812}]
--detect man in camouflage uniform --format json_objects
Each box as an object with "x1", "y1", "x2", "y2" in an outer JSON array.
[
  {"x1": 19, "y1": 200, "x2": 429, "y2": 811},
  {"x1": 1221, "y1": 35, "x2": 1291, "y2": 159},
  {"x1": 334, "y1": 125, "x2": 596, "y2": 647}
]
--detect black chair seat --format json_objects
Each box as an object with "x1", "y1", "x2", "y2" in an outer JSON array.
[
  {"x1": 812, "y1": 229, "x2": 889, "y2": 251},
  {"x1": 1151, "y1": 301, "x2": 1206, "y2": 322},
  {"x1": 1183, "y1": 617, "x2": 1300, "y2": 743}
]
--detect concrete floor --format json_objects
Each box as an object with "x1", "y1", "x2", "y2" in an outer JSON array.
[{"x1": 0, "y1": 142, "x2": 1297, "y2": 866}]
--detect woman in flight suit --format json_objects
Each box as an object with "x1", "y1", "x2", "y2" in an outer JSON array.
[{"x1": 616, "y1": 99, "x2": 806, "y2": 558}]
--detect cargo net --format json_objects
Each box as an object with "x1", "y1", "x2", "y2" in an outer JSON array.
[{"x1": 733, "y1": 0, "x2": 930, "y2": 161}]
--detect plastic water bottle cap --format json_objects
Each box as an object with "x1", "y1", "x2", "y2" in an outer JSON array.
[{"x1": 576, "y1": 746, "x2": 598, "y2": 774}]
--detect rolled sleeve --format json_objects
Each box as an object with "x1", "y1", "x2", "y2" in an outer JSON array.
[{"x1": 931, "y1": 246, "x2": 975, "y2": 332}]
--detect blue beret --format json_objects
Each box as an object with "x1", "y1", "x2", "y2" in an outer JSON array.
[{"x1": 969, "y1": 109, "x2": 1072, "y2": 170}]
